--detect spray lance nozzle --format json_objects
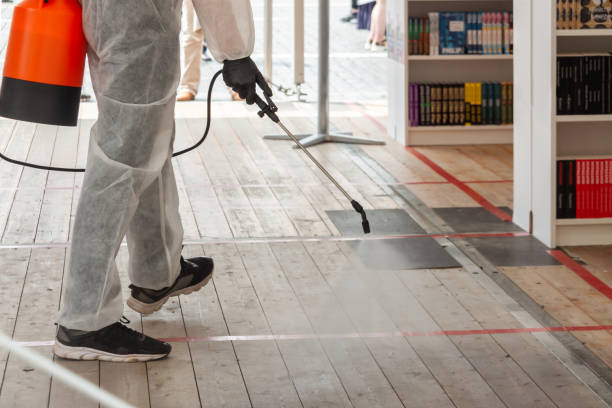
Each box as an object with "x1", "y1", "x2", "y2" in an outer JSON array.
[
  {"x1": 254, "y1": 93, "x2": 371, "y2": 234},
  {"x1": 350, "y1": 200, "x2": 371, "y2": 234}
]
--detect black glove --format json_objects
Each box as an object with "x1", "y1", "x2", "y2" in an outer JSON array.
[{"x1": 222, "y1": 57, "x2": 272, "y2": 105}]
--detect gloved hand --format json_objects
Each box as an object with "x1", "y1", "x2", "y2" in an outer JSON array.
[{"x1": 223, "y1": 57, "x2": 272, "y2": 105}]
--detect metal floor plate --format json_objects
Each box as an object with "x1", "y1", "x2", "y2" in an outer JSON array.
[
  {"x1": 460, "y1": 236, "x2": 561, "y2": 267},
  {"x1": 327, "y1": 209, "x2": 426, "y2": 236},
  {"x1": 433, "y1": 206, "x2": 522, "y2": 233},
  {"x1": 347, "y1": 238, "x2": 461, "y2": 270}
]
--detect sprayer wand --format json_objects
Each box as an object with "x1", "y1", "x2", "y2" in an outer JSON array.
[{"x1": 254, "y1": 94, "x2": 370, "y2": 234}]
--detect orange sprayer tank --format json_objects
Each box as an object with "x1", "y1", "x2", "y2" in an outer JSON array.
[{"x1": 0, "y1": 0, "x2": 87, "y2": 126}]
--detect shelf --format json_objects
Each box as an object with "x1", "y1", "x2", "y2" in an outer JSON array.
[
  {"x1": 556, "y1": 218, "x2": 612, "y2": 226},
  {"x1": 557, "y1": 154, "x2": 612, "y2": 160},
  {"x1": 409, "y1": 124, "x2": 512, "y2": 131},
  {"x1": 556, "y1": 114, "x2": 612, "y2": 123},
  {"x1": 557, "y1": 29, "x2": 612, "y2": 37},
  {"x1": 556, "y1": 220, "x2": 612, "y2": 246},
  {"x1": 407, "y1": 125, "x2": 512, "y2": 145},
  {"x1": 407, "y1": 54, "x2": 512, "y2": 61}
]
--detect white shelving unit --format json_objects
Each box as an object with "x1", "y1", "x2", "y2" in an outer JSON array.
[
  {"x1": 387, "y1": 0, "x2": 514, "y2": 146},
  {"x1": 513, "y1": 0, "x2": 612, "y2": 247}
]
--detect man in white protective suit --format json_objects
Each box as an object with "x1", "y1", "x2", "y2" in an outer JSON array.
[{"x1": 54, "y1": 0, "x2": 272, "y2": 362}]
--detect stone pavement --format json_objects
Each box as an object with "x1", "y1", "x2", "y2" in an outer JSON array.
[{"x1": 0, "y1": 0, "x2": 387, "y2": 104}]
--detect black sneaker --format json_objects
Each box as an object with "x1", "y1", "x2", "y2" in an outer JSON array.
[
  {"x1": 54, "y1": 321, "x2": 171, "y2": 362},
  {"x1": 127, "y1": 257, "x2": 214, "y2": 314}
]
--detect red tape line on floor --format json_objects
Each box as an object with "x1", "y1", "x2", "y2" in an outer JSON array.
[
  {"x1": 548, "y1": 250, "x2": 612, "y2": 301},
  {"x1": 15, "y1": 325, "x2": 612, "y2": 347},
  {"x1": 347, "y1": 103, "x2": 513, "y2": 222}
]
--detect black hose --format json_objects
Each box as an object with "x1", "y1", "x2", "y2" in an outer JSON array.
[{"x1": 0, "y1": 70, "x2": 224, "y2": 173}]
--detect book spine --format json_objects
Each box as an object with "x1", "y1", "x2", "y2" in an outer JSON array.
[
  {"x1": 424, "y1": 17, "x2": 430, "y2": 55},
  {"x1": 463, "y1": 82, "x2": 472, "y2": 126},
  {"x1": 477, "y1": 13, "x2": 483, "y2": 54},
  {"x1": 557, "y1": 161, "x2": 566, "y2": 219},
  {"x1": 568, "y1": 160, "x2": 576, "y2": 218},
  {"x1": 509, "y1": 12, "x2": 513, "y2": 54},
  {"x1": 475, "y1": 82, "x2": 482, "y2": 124},
  {"x1": 495, "y1": 82, "x2": 502, "y2": 125},
  {"x1": 496, "y1": 12, "x2": 502, "y2": 55},
  {"x1": 425, "y1": 84, "x2": 431, "y2": 126},
  {"x1": 503, "y1": 12, "x2": 509, "y2": 55}
]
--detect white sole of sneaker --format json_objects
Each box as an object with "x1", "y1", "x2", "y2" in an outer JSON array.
[
  {"x1": 53, "y1": 342, "x2": 168, "y2": 362},
  {"x1": 126, "y1": 272, "x2": 213, "y2": 315}
]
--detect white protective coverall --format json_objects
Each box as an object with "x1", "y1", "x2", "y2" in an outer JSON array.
[{"x1": 58, "y1": 0, "x2": 254, "y2": 331}]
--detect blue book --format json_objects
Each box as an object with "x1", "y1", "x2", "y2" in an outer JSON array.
[
  {"x1": 466, "y1": 13, "x2": 476, "y2": 54},
  {"x1": 440, "y1": 12, "x2": 466, "y2": 55},
  {"x1": 477, "y1": 13, "x2": 483, "y2": 54}
]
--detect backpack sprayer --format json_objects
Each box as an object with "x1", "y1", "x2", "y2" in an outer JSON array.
[{"x1": 0, "y1": 0, "x2": 370, "y2": 234}]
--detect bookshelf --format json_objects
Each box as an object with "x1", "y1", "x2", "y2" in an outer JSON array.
[
  {"x1": 387, "y1": 0, "x2": 514, "y2": 146},
  {"x1": 513, "y1": 0, "x2": 612, "y2": 247}
]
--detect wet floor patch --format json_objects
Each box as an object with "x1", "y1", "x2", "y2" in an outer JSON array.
[
  {"x1": 327, "y1": 209, "x2": 425, "y2": 236},
  {"x1": 433, "y1": 206, "x2": 521, "y2": 233},
  {"x1": 347, "y1": 238, "x2": 460, "y2": 270},
  {"x1": 459, "y1": 236, "x2": 560, "y2": 267}
]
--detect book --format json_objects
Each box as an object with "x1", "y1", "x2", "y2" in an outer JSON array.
[
  {"x1": 559, "y1": 159, "x2": 612, "y2": 218},
  {"x1": 557, "y1": 55, "x2": 612, "y2": 115},
  {"x1": 576, "y1": 1, "x2": 612, "y2": 29},
  {"x1": 440, "y1": 12, "x2": 466, "y2": 55}
]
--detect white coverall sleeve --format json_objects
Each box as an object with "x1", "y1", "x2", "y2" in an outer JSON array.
[{"x1": 192, "y1": 0, "x2": 255, "y2": 62}]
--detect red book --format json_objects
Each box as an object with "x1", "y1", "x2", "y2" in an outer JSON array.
[
  {"x1": 604, "y1": 159, "x2": 612, "y2": 217},
  {"x1": 577, "y1": 160, "x2": 584, "y2": 218}
]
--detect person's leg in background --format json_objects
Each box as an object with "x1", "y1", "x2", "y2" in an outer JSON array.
[
  {"x1": 369, "y1": 0, "x2": 387, "y2": 51},
  {"x1": 341, "y1": 0, "x2": 358, "y2": 22},
  {"x1": 177, "y1": 0, "x2": 204, "y2": 101}
]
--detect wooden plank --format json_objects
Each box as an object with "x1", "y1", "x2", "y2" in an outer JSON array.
[
  {"x1": 185, "y1": 118, "x2": 265, "y2": 238},
  {"x1": 95, "y1": 247, "x2": 150, "y2": 408},
  {"x1": 49, "y1": 244, "x2": 100, "y2": 408},
  {"x1": 459, "y1": 145, "x2": 514, "y2": 180},
  {"x1": 564, "y1": 246, "x2": 612, "y2": 288},
  {"x1": 406, "y1": 183, "x2": 479, "y2": 208},
  {"x1": 36, "y1": 124, "x2": 79, "y2": 243},
  {"x1": 400, "y1": 269, "x2": 557, "y2": 408},
  {"x1": 175, "y1": 119, "x2": 233, "y2": 238},
  {"x1": 0, "y1": 248, "x2": 64, "y2": 407},
  {"x1": 271, "y1": 241, "x2": 413, "y2": 408},
  {"x1": 170, "y1": 120, "x2": 201, "y2": 240},
  {"x1": 236, "y1": 242, "x2": 352, "y2": 408},
  {"x1": 2, "y1": 125, "x2": 56, "y2": 244},
  {"x1": 0, "y1": 248, "x2": 31, "y2": 388},
  {"x1": 502, "y1": 266, "x2": 612, "y2": 368},
  {"x1": 469, "y1": 182, "x2": 514, "y2": 208},
  {"x1": 202, "y1": 243, "x2": 303, "y2": 407},
  {"x1": 0, "y1": 121, "x2": 36, "y2": 240},
  {"x1": 414, "y1": 146, "x2": 502, "y2": 182},
  {"x1": 307, "y1": 240, "x2": 505, "y2": 408},
  {"x1": 49, "y1": 359, "x2": 99, "y2": 408},
  {"x1": 142, "y1": 298, "x2": 201, "y2": 408},
  {"x1": 207, "y1": 117, "x2": 298, "y2": 236},
  {"x1": 172, "y1": 159, "x2": 201, "y2": 240},
  {"x1": 179, "y1": 244, "x2": 252, "y2": 408},
  {"x1": 437, "y1": 267, "x2": 608, "y2": 408},
  {"x1": 536, "y1": 264, "x2": 612, "y2": 325},
  {"x1": 249, "y1": 117, "x2": 343, "y2": 235}
]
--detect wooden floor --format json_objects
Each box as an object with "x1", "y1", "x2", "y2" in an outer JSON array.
[{"x1": 0, "y1": 102, "x2": 610, "y2": 407}]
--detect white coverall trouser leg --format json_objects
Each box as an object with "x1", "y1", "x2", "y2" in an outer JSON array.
[{"x1": 58, "y1": 0, "x2": 255, "y2": 332}]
